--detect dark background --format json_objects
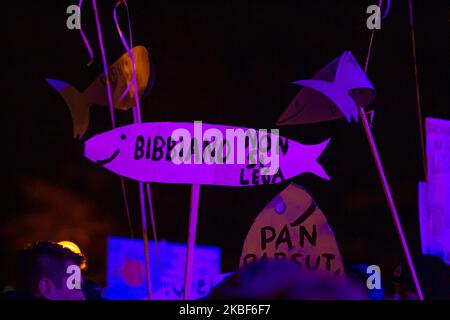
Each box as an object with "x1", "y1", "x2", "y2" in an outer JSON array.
[{"x1": 1, "y1": 0, "x2": 448, "y2": 288}]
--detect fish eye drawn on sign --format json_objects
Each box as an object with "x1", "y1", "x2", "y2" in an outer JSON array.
[
  {"x1": 84, "y1": 122, "x2": 331, "y2": 187},
  {"x1": 240, "y1": 183, "x2": 345, "y2": 277},
  {"x1": 277, "y1": 51, "x2": 376, "y2": 126}
]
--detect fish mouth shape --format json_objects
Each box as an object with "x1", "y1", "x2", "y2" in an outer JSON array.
[{"x1": 96, "y1": 149, "x2": 120, "y2": 165}]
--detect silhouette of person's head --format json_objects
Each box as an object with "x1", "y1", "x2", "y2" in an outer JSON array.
[{"x1": 15, "y1": 241, "x2": 86, "y2": 300}]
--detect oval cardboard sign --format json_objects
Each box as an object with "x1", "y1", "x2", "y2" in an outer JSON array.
[{"x1": 240, "y1": 183, "x2": 345, "y2": 277}]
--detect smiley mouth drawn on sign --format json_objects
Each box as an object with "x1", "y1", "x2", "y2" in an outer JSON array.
[{"x1": 96, "y1": 134, "x2": 126, "y2": 165}]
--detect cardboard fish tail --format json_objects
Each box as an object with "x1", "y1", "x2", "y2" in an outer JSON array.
[
  {"x1": 46, "y1": 78, "x2": 90, "y2": 139},
  {"x1": 304, "y1": 138, "x2": 330, "y2": 180},
  {"x1": 240, "y1": 183, "x2": 345, "y2": 277},
  {"x1": 46, "y1": 46, "x2": 151, "y2": 139},
  {"x1": 277, "y1": 51, "x2": 376, "y2": 126}
]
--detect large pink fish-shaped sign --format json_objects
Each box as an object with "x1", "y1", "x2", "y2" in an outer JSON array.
[{"x1": 84, "y1": 122, "x2": 330, "y2": 186}]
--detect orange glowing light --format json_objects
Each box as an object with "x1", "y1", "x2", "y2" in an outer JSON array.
[{"x1": 58, "y1": 241, "x2": 82, "y2": 254}]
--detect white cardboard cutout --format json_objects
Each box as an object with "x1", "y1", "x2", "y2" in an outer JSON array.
[
  {"x1": 240, "y1": 183, "x2": 345, "y2": 277},
  {"x1": 277, "y1": 51, "x2": 376, "y2": 125}
]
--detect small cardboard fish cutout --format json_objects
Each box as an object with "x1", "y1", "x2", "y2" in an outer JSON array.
[
  {"x1": 84, "y1": 122, "x2": 330, "y2": 186},
  {"x1": 46, "y1": 46, "x2": 152, "y2": 139},
  {"x1": 240, "y1": 183, "x2": 345, "y2": 277},
  {"x1": 277, "y1": 51, "x2": 376, "y2": 125}
]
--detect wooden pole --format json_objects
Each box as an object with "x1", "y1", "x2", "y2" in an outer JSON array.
[
  {"x1": 94, "y1": 0, "x2": 153, "y2": 299},
  {"x1": 139, "y1": 182, "x2": 152, "y2": 299},
  {"x1": 183, "y1": 184, "x2": 201, "y2": 300},
  {"x1": 408, "y1": 0, "x2": 427, "y2": 181},
  {"x1": 358, "y1": 107, "x2": 424, "y2": 300}
]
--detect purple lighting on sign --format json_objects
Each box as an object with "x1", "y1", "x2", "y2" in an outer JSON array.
[{"x1": 84, "y1": 122, "x2": 330, "y2": 186}]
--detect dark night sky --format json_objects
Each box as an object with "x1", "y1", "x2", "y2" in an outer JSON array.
[{"x1": 1, "y1": 0, "x2": 448, "y2": 287}]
